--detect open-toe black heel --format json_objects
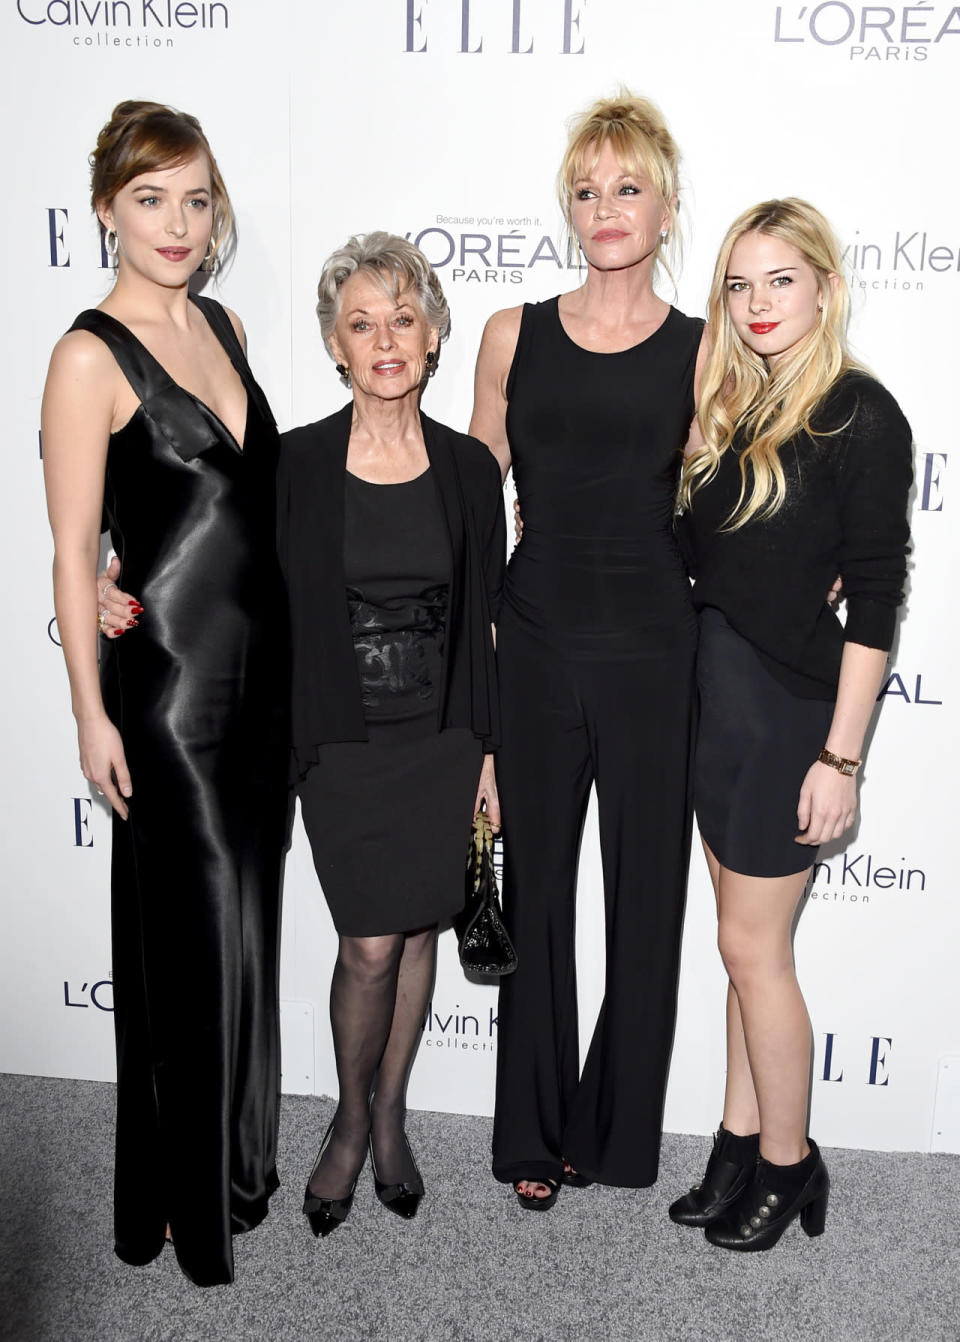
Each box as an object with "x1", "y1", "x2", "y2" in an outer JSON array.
[
  {"x1": 302, "y1": 1121, "x2": 366, "y2": 1239},
  {"x1": 561, "y1": 1160, "x2": 593, "y2": 1189},
  {"x1": 513, "y1": 1177, "x2": 560, "y2": 1211},
  {"x1": 369, "y1": 1134, "x2": 424, "y2": 1220}
]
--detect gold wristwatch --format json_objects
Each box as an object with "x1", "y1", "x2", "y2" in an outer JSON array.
[{"x1": 818, "y1": 748, "x2": 861, "y2": 777}]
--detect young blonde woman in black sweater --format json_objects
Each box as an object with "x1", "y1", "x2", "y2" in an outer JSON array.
[{"x1": 672, "y1": 199, "x2": 912, "y2": 1251}]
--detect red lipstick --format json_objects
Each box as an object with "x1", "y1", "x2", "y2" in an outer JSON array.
[{"x1": 748, "y1": 322, "x2": 780, "y2": 334}]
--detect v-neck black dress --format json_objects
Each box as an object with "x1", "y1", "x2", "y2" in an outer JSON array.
[{"x1": 69, "y1": 297, "x2": 290, "y2": 1288}]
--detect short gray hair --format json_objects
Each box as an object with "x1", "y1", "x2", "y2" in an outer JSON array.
[{"x1": 316, "y1": 231, "x2": 451, "y2": 359}]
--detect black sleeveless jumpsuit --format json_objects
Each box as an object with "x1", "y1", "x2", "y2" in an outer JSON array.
[
  {"x1": 70, "y1": 298, "x2": 289, "y2": 1286},
  {"x1": 493, "y1": 298, "x2": 702, "y2": 1189}
]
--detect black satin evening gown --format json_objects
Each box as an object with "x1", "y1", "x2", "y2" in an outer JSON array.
[{"x1": 69, "y1": 297, "x2": 290, "y2": 1288}]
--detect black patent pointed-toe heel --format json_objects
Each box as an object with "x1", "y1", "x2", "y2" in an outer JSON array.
[
  {"x1": 705, "y1": 1139, "x2": 829, "y2": 1252},
  {"x1": 369, "y1": 1134, "x2": 425, "y2": 1220},
  {"x1": 302, "y1": 1121, "x2": 365, "y2": 1239},
  {"x1": 669, "y1": 1125, "x2": 759, "y2": 1227}
]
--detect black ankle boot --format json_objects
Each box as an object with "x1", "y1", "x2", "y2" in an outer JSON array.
[
  {"x1": 705, "y1": 1139, "x2": 829, "y2": 1252},
  {"x1": 669, "y1": 1125, "x2": 759, "y2": 1227}
]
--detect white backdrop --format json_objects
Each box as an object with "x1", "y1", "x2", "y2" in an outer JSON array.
[{"x1": 2, "y1": 0, "x2": 957, "y2": 1157}]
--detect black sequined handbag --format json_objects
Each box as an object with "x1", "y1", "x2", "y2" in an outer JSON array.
[{"x1": 454, "y1": 813, "x2": 518, "y2": 977}]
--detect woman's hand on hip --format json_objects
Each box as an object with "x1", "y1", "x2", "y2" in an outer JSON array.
[
  {"x1": 474, "y1": 753, "x2": 501, "y2": 832},
  {"x1": 795, "y1": 760, "x2": 857, "y2": 845},
  {"x1": 97, "y1": 555, "x2": 143, "y2": 637},
  {"x1": 78, "y1": 712, "x2": 132, "y2": 819}
]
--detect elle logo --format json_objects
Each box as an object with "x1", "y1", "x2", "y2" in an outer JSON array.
[
  {"x1": 405, "y1": 0, "x2": 586, "y2": 53},
  {"x1": 919, "y1": 452, "x2": 946, "y2": 512},
  {"x1": 821, "y1": 1033, "x2": 892, "y2": 1086},
  {"x1": 73, "y1": 797, "x2": 94, "y2": 847},
  {"x1": 45, "y1": 207, "x2": 113, "y2": 269}
]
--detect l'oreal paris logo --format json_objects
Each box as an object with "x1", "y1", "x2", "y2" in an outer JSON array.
[
  {"x1": 403, "y1": 223, "x2": 582, "y2": 285},
  {"x1": 64, "y1": 976, "x2": 114, "y2": 1010},
  {"x1": 774, "y1": 2, "x2": 959, "y2": 58},
  {"x1": 878, "y1": 674, "x2": 942, "y2": 704}
]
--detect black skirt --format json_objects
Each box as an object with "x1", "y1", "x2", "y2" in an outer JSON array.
[
  {"x1": 695, "y1": 608, "x2": 834, "y2": 878},
  {"x1": 299, "y1": 727, "x2": 483, "y2": 936}
]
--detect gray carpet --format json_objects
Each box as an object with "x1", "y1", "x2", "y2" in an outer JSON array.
[{"x1": 0, "y1": 1075, "x2": 957, "y2": 1342}]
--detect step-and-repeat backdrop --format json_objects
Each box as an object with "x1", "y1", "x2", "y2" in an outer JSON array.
[{"x1": 3, "y1": 0, "x2": 956, "y2": 1155}]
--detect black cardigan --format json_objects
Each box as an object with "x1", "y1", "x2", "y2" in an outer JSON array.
[
  {"x1": 680, "y1": 371, "x2": 912, "y2": 699},
  {"x1": 277, "y1": 404, "x2": 505, "y2": 776}
]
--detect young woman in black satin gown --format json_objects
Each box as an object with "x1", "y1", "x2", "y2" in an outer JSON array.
[
  {"x1": 669, "y1": 199, "x2": 912, "y2": 1251},
  {"x1": 470, "y1": 93, "x2": 707, "y2": 1205},
  {"x1": 41, "y1": 102, "x2": 289, "y2": 1288}
]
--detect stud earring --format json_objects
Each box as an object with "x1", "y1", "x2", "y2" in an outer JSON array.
[
  {"x1": 335, "y1": 362, "x2": 350, "y2": 386},
  {"x1": 104, "y1": 228, "x2": 118, "y2": 257},
  {"x1": 660, "y1": 230, "x2": 669, "y2": 244}
]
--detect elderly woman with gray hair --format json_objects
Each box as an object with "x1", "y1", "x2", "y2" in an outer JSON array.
[{"x1": 278, "y1": 232, "x2": 505, "y2": 1239}]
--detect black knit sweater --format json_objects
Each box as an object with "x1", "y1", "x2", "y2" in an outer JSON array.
[{"x1": 679, "y1": 371, "x2": 913, "y2": 700}]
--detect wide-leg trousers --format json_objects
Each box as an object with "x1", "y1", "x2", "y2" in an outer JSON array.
[{"x1": 492, "y1": 614, "x2": 696, "y2": 1188}]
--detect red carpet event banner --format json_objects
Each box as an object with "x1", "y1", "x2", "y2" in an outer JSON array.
[{"x1": 3, "y1": 0, "x2": 955, "y2": 1154}]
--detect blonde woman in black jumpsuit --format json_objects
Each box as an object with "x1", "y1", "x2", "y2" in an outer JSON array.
[{"x1": 471, "y1": 93, "x2": 707, "y2": 1205}]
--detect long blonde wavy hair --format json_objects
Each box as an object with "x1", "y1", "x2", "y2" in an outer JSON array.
[{"x1": 681, "y1": 198, "x2": 859, "y2": 529}]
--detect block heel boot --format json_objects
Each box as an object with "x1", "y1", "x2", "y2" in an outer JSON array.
[
  {"x1": 705, "y1": 1139, "x2": 829, "y2": 1252},
  {"x1": 669, "y1": 1125, "x2": 759, "y2": 1228}
]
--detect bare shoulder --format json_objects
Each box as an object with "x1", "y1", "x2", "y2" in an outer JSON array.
[
  {"x1": 42, "y1": 327, "x2": 119, "y2": 453},
  {"x1": 480, "y1": 303, "x2": 524, "y2": 352},
  {"x1": 45, "y1": 329, "x2": 123, "y2": 417},
  {"x1": 47, "y1": 327, "x2": 117, "y2": 380}
]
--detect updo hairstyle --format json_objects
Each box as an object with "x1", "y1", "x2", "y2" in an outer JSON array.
[
  {"x1": 90, "y1": 100, "x2": 234, "y2": 271},
  {"x1": 558, "y1": 91, "x2": 682, "y2": 285}
]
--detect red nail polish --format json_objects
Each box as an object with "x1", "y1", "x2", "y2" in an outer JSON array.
[
  {"x1": 130, "y1": 603, "x2": 143, "y2": 613},
  {"x1": 112, "y1": 628, "x2": 124, "y2": 637},
  {"x1": 126, "y1": 620, "x2": 136, "y2": 627}
]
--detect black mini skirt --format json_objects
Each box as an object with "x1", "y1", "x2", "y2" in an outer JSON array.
[{"x1": 694, "y1": 608, "x2": 834, "y2": 878}]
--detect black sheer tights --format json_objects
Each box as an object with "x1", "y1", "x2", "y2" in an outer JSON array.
[{"x1": 307, "y1": 926, "x2": 437, "y2": 1200}]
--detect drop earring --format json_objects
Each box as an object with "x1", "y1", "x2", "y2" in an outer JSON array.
[
  {"x1": 335, "y1": 362, "x2": 351, "y2": 387},
  {"x1": 105, "y1": 228, "x2": 118, "y2": 257},
  {"x1": 425, "y1": 350, "x2": 437, "y2": 377}
]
